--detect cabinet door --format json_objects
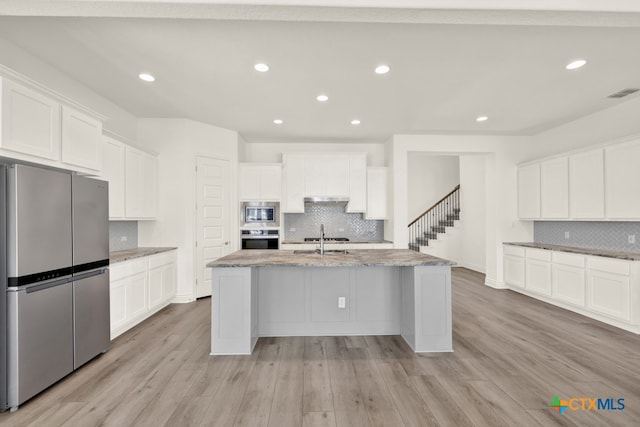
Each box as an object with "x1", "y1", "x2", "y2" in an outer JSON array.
[
  {"x1": 504, "y1": 256, "x2": 525, "y2": 288},
  {"x1": 101, "y1": 137, "x2": 126, "y2": 218},
  {"x1": 586, "y1": 270, "x2": 630, "y2": 321},
  {"x1": 366, "y1": 167, "x2": 387, "y2": 219},
  {"x1": 518, "y1": 163, "x2": 541, "y2": 219},
  {"x1": 161, "y1": 262, "x2": 177, "y2": 303},
  {"x1": 304, "y1": 155, "x2": 327, "y2": 196},
  {"x1": 148, "y1": 266, "x2": 163, "y2": 310},
  {"x1": 141, "y1": 152, "x2": 157, "y2": 219},
  {"x1": 605, "y1": 139, "x2": 640, "y2": 218},
  {"x1": 569, "y1": 149, "x2": 604, "y2": 219},
  {"x1": 540, "y1": 157, "x2": 568, "y2": 218},
  {"x1": 239, "y1": 164, "x2": 262, "y2": 200},
  {"x1": 260, "y1": 165, "x2": 282, "y2": 201},
  {"x1": 61, "y1": 106, "x2": 102, "y2": 171},
  {"x1": 325, "y1": 155, "x2": 350, "y2": 197},
  {"x1": 552, "y1": 264, "x2": 585, "y2": 307},
  {"x1": 347, "y1": 154, "x2": 367, "y2": 212},
  {"x1": 125, "y1": 272, "x2": 148, "y2": 322},
  {"x1": 525, "y1": 259, "x2": 552, "y2": 296},
  {"x1": 109, "y1": 277, "x2": 127, "y2": 333},
  {"x1": 283, "y1": 154, "x2": 305, "y2": 212},
  {"x1": 0, "y1": 78, "x2": 61, "y2": 161},
  {"x1": 125, "y1": 146, "x2": 144, "y2": 218}
]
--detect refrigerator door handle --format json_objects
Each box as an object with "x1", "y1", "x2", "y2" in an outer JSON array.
[
  {"x1": 73, "y1": 269, "x2": 107, "y2": 282},
  {"x1": 25, "y1": 277, "x2": 72, "y2": 294}
]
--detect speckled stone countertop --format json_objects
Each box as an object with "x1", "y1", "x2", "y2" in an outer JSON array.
[
  {"x1": 110, "y1": 247, "x2": 178, "y2": 264},
  {"x1": 504, "y1": 242, "x2": 640, "y2": 261},
  {"x1": 208, "y1": 249, "x2": 455, "y2": 268}
]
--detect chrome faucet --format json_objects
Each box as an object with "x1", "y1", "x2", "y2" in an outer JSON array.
[{"x1": 319, "y1": 224, "x2": 325, "y2": 255}]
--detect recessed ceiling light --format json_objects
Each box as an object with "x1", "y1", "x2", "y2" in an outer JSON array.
[
  {"x1": 316, "y1": 94, "x2": 329, "y2": 102},
  {"x1": 254, "y1": 63, "x2": 269, "y2": 72},
  {"x1": 138, "y1": 73, "x2": 155, "y2": 82},
  {"x1": 273, "y1": 119, "x2": 283, "y2": 124},
  {"x1": 351, "y1": 119, "x2": 361, "y2": 125},
  {"x1": 566, "y1": 59, "x2": 587, "y2": 70},
  {"x1": 476, "y1": 116, "x2": 488, "y2": 122},
  {"x1": 375, "y1": 65, "x2": 390, "y2": 74}
]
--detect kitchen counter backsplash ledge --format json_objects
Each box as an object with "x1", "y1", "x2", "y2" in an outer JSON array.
[
  {"x1": 504, "y1": 242, "x2": 640, "y2": 261},
  {"x1": 110, "y1": 247, "x2": 178, "y2": 264}
]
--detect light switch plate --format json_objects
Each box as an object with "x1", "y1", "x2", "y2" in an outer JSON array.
[
  {"x1": 564, "y1": 231, "x2": 570, "y2": 239},
  {"x1": 629, "y1": 235, "x2": 635, "y2": 244},
  {"x1": 338, "y1": 297, "x2": 346, "y2": 308}
]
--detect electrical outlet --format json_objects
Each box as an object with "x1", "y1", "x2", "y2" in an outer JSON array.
[
  {"x1": 564, "y1": 231, "x2": 570, "y2": 239},
  {"x1": 339, "y1": 228, "x2": 345, "y2": 232},
  {"x1": 629, "y1": 235, "x2": 636, "y2": 244},
  {"x1": 290, "y1": 228, "x2": 296, "y2": 232},
  {"x1": 120, "y1": 236, "x2": 128, "y2": 242},
  {"x1": 338, "y1": 297, "x2": 346, "y2": 309}
]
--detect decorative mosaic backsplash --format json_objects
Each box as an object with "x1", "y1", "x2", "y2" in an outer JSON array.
[
  {"x1": 284, "y1": 204, "x2": 384, "y2": 241},
  {"x1": 109, "y1": 221, "x2": 138, "y2": 251},
  {"x1": 534, "y1": 221, "x2": 640, "y2": 253}
]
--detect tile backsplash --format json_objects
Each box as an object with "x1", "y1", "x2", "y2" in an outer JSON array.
[
  {"x1": 109, "y1": 221, "x2": 138, "y2": 251},
  {"x1": 534, "y1": 221, "x2": 640, "y2": 253},
  {"x1": 284, "y1": 204, "x2": 384, "y2": 241}
]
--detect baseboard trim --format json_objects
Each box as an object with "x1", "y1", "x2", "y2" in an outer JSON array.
[
  {"x1": 172, "y1": 294, "x2": 196, "y2": 304},
  {"x1": 484, "y1": 277, "x2": 507, "y2": 289}
]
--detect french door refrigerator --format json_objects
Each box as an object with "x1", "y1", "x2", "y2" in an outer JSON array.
[{"x1": 3, "y1": 164, "x2": 110, "y2": 411}]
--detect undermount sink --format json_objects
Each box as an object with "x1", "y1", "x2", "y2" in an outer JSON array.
[{"x1": 293, "y1": 249, "x2": 349, "y2": 255}]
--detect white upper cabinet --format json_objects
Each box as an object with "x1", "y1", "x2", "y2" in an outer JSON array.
[
  {"x1": 569, "y1": 148, "x2": 604, "y2": 218},
  {"x1": 124, "y1": 145, "x2": 157, "y2": 220},
  {"x1": 326, "y1": 155, "x2": 351, "y2": 197},
  {"x1": 540, "y1": 157, "x2": 569, "y2": 219},
  {"x1": 282, "y1": 154, "x2": 305, "y2": 213},
  {"x1": 101, "y1": 136, "x2": 126, "y2": 219},
  {"x1": 0, "y1": 77, "x2": 61, "y2": 161},
  {"x1": 365, "y1": 167, "x2": 388, "y2": 219},
  {"x1": 518, "y1": 163, "x2": 541, "y2": 219},
  {"x1": 347, "y1": 154, "x2": 367, "y2": 213},
  {"x1": 605, "y1": 139, "x2": 640, "y2": 219},
  {"x1": 239, "y1": 163, "x2": 282, "y2": 201},
  {"x1": 61, "y1": 106, "x2": 102, "y2": 171}
]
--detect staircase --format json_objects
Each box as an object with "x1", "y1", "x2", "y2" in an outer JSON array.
[{"x1": 408, "y1": 185, "x2": 460, "y2": 251}]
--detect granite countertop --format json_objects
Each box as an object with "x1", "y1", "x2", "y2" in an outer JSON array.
[
  {"x1": 208, "y1": 249, "x2": 455, "y2": 268},
  {"x1": 110, "y1": 247, "x2": 178, "y2": 264},
  {"x1": 504, "y1": 242, "x2": 640, "y2": 261},
  {"x1": 281, "y1": 240, "x2": 393, "y2": 245}
]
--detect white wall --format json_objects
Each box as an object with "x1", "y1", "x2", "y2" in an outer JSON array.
[
  {"x1": 137, "y1": 118, "x2": 239, "y2": 302},
  {"x1": 407, "y1": 154, "x2": 459, "y2": 222},
  {"x1": 390, "y1": 134, "x2": 533, "y2": 288},
  {"x1": 0, "y1": 37, "x2": 138, "y2": 140},
  {"x1": 527, "y1": 95, "x2": 640, "y2": 161},
  {"x1": 458, "y1": 155, "x2": 486, "y2": 273},
  {"x1": 243, "y1": 139, "x2": 386, "y2": 166}
]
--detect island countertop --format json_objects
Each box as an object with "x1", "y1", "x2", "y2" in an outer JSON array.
[{"x1": 207, "y1": 249, "x2": 455, "y2": 268}]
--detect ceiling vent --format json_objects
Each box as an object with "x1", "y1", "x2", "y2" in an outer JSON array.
[{"x1": 608, "y1": 88, "x2": 640, "y2": 98}]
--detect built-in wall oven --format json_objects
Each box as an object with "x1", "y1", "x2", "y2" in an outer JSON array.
[
  {"x1": 241, "y1": 202, "x2": 279, "y2": 227},
  {"x1": 241, "y1": 229, "x2": 280, "y2": 250}
]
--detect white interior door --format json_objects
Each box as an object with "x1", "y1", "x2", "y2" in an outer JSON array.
[{"x1": 196, "y1": 156, "x2": 231, "y2": 298}]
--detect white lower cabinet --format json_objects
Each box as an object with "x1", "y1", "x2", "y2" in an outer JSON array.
[
  {"x1": 504, "y1": 245, "x2": 639, "y2": 334},
  {"x1": 110, "y1": 250, "x2": 177, "y2": 339}
]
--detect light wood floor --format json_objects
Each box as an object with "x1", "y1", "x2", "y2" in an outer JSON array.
[{"x1": 1, "y1": 267, "x2": 640, "y2": 426}]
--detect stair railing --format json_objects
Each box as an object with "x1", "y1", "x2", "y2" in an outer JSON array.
[{"x1": 408, "y1": 185, "x2": 460, "y2": 251}]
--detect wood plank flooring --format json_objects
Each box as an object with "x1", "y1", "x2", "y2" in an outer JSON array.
[{"x1": 1, "y1": 267, "x2": 639, "y2": 426}]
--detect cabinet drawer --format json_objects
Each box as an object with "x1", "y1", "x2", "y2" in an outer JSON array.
[
  {"x1": 148, "y1": 250, "x2": 177, "y2": 269},
  {"x1": 504, "y1": 245, "x2": 525, "y2": 257},
  {"x1": 110, "y1": 258, "x2": 148, "y2": 281},
  {"x1": 526, "y1": 248, "x2": 551, "y2": 262},
  {"x1": 552, "y1": 251, "x2": 585, "y2": 268},
  {"x1": 586, "y1": 257, "x2": 630, "y2": 276}
]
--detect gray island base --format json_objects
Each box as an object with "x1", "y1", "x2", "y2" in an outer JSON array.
[{"x1": 207, "y1": 249, "x2": 455, "y2": 355}]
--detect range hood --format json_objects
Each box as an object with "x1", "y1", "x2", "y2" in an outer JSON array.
[{"x1": 304, "y1": 196, "x2": 350, "y2": 204}]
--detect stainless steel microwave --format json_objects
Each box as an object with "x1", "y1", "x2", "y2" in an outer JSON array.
[{"x1": 241, "y1": 202, "x2": 279, "y2": 227}]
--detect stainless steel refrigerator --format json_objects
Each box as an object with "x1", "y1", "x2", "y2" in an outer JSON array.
[{"x1": 2, "y1": 164, "x2": 110, "y2": 411}]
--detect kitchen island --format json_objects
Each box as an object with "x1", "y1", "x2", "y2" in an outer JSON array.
[{"x1": 208, "y1": 249, "x2": 455, "y2": 355}]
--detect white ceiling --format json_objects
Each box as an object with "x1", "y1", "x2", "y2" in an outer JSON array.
[{"x1": 1, "y1": 1, "x2": 640, "y2": 142}]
